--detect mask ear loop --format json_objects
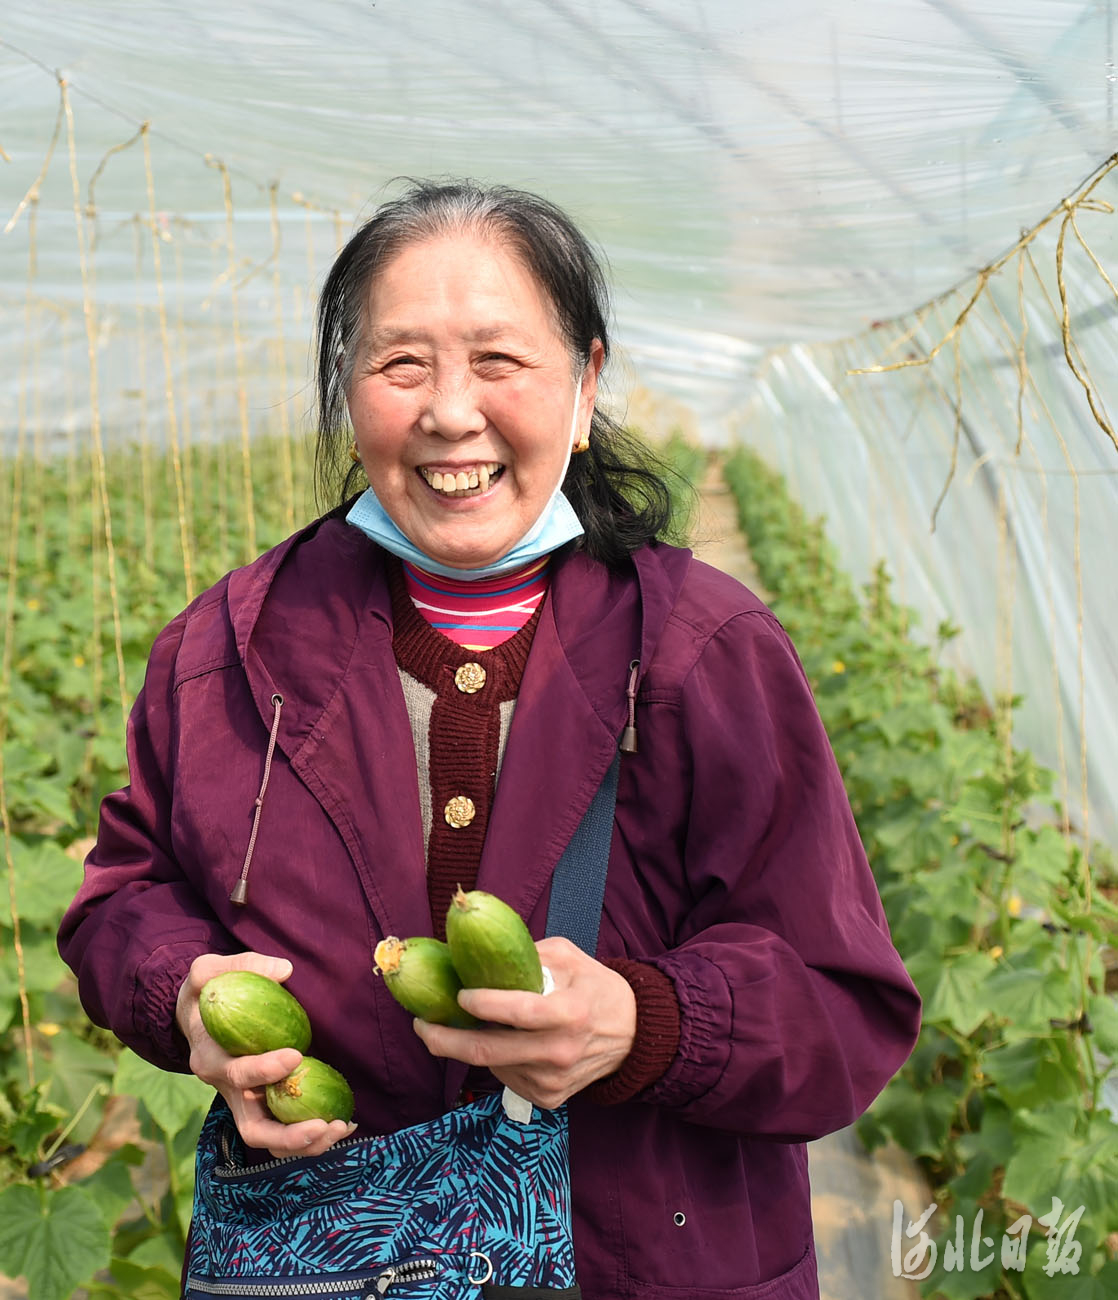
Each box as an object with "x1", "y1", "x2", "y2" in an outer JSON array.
[{"x1": 511, "y1": 374, "x2": 585, "y2": 553}]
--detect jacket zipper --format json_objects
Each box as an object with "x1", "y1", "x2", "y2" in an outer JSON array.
[{"x1": 187, "y1": 1257, "x2": 441, "y2": 1296}]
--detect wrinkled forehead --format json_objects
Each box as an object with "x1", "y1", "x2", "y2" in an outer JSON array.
[{"x1": 357, "y1": 227, "x2": 573, "y2": 356}]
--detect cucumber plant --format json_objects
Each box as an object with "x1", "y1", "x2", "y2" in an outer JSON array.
[{"x1": 723, "y1": 445, "x2": 1118, "y2": 1298}]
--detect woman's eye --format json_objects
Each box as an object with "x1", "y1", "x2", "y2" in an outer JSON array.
[{"x1": 383, "y1": 356, "x2": 421, "y2": 371}]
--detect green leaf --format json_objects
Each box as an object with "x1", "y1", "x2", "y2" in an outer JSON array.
[
  {"x1": 4, "y1": 1088, "x2": 66, "y2": 1163},
  {"x1": 905, "y1": 1025, "x2": 964, "y2": 1087},
  {"x1": 167, "y1": 1111, "x2": 206, "y2": 1239},
  {"x1": 880, "y1": 816, "x2": 963, "y2": 878},
  {"x1": 0, "y1": 924, "x2": 70, "y2": 999},
  {"x1": 35, "y1": 1030, "x2": 115, "y2": 1143},
  {"x1": 0, "y1": 1183, "x2": 111, "y2": 1300},
  {"x1": 982, "y1": 1037, "x2": 1079, "y2": 1109},
  {"x1": 920, "y1": 1199, "x2": 1005, "y2": 1299},
  {"x1": 984, "y1": 965, "x2": 1078, "y2": 1037},
  {"x1": 1047, "y1": 895, "x2": 1106, "y2": 942},
  {"x1": 1088, "y1": 993, "x2": 1118, "y2": 1058},
  {"x1": 871, "y1": 704, "x2": 936, "y2": 748},
  {"x1": 127, "y1": 1227, "x2": 188, "y2": 1274},
  {"x1": 89, "y1": 731, "x2": 126, "y2": 776},
  {"x1": 106, "y1": 1255, "x2": 180, "y2": 1300},
  {"x1": 854, "y1": 1107, "x2": 888, "y2": 1153},
  {"x1": 126, "y1": 1233, "x2": 185, "y2": 1273},
  {"x1": 905, "y1": 861, "x2": 981, "y2": 913},
  {"x1": 947, "y1": 1148, "x2": 997, "y2": 1203},
  {"x1": 1090, "y1": 890, "x2": 1118, "y2": 924},
  {"x1": 942, "y1": 783, "x2": 1003, "y2": 833},
  {"x1": 891, "y1": 905, "x2": 964, "y2": 968},
  {"x1": 9, "y1": 838, "x2": 84, "y2": 926},
  {"x1": 77, "y1": 1154, "x2": 139, "y2": 1230},
  {"x1": 13, "y1": 778, "x2": 75, "y2": 828},
  {"x1": 113, "y1": 1050, "x2": 211, "y2": 1138},
  {"x1": 957, "y1": 1095, "x2": 1016, "y2": 1167},
  {"x1": 1015, "y1": 826, "x2": 1074, "y2": 890},
  {"x1": 866, "y1": 1076, "x2": 958, "y2": 1159},
  {"x1": 920, "y1": 951, "x2": 997, "y2": 1037},
  {"x1": 1004, "y1": 1106, "x2": 1118, "y2": 1228},
  {"x1": 1021, "y1": 1237, "x2": 1118, "y2": 1299}
]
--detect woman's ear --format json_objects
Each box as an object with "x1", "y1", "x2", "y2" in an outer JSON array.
[{"x1": 579, "y1": 338, "x2": 605, "y2": 421}]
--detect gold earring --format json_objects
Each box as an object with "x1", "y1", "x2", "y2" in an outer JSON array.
[
  {"x1": 349, "y1": 442, "x2": 362, "y2": 464},
  {"x1": 573, "y1": 431, "x2": 590, "y2": 454}
]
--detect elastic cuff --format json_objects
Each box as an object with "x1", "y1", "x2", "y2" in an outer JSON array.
[
  {"x1": 584, "y1": 959, "x2": 681, "y2": 1106},
  {"x1": 133, "y1": 946, "x2": 203, "y2": 1073}
]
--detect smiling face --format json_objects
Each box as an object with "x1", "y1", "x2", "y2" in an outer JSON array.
[{"x1": 345, "y1": 231, "x2": 603, "y2": 572}]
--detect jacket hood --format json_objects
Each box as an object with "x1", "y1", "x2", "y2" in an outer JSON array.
[
  {"x1": 223, "y1": 514, "x2": 393, "y2": 759},
  {"x1": 224, "y1": 514, "x2": 693, "y2": 757}
]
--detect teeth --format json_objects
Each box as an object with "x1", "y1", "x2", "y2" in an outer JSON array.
[{"x1": 420, "y1": 463, "x2": 502, "y2": 494}]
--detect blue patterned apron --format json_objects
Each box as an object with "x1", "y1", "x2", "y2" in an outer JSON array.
[{"x1": 183, "y1": 1090, "x2": 579, "y2": 1299}]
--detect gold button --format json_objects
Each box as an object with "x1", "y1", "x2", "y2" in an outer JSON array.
[
  {"x1": 454, "y1": 662, "x2": 486, "y2": 694},
  {"x1": 444, "y1": 796, "x2": 476, "y2": 828}
]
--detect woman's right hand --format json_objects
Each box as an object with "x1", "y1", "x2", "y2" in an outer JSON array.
[{"x1": 176, "y1": 951, "x2": 356, "y2": 1159}]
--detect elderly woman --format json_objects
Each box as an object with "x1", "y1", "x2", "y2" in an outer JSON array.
[{"x1": 59, "y1": 181, "x2": 920, "y2": 1299}]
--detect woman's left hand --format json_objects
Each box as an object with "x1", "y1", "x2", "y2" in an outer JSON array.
[{"x1": 413, "y1": 936, "x2": 637, "y2": 1109}]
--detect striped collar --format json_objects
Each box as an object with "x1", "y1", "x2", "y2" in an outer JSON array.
[{"x1": 401, "y1": 557, "x2": 550, "y2": 651}]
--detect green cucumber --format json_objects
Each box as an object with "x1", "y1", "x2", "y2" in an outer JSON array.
[
  {"x1": 198, "y1": 970, "x2": 312, "y2": 1057},
  {"x1": 445, "y1": 888, "x2": 544, "y2": 993},
  {"x1": 265, "y1": 1056, "x2": 355, "y2": 1125},
  {"x1": 374, "y1": 936, "x2": 479, "y2": 1028}
]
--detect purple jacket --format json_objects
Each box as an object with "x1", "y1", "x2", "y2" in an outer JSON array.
[{"x1": 59, "y1": 514, "x2": 921, "y2": 1300}]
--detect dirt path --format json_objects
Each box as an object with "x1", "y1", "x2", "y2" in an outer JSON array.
[
  {"x1": 690, "y1": 464, "x2": 927, "y2": 1300},
  {"x1": 690, "y1": 462, "x2": 769, "y2": 599}
]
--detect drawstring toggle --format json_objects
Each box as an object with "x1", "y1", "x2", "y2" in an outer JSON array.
[{"x1": 620, "y1": 659, "x2": 640, "y2": 754}]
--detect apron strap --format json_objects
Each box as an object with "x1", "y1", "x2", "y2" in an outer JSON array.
[{"x1": 544, "y1": 752, "x2": 620, "y2": 957}]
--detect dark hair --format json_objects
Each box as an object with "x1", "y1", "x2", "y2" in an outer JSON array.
[{"x1": 314, "y1": 179, "x2": 683, "y2": 567}]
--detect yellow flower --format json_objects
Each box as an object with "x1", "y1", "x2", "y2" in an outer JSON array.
[
  {"x1": 989, "y1": 945, "x2": 1004, "y2": 960},
  {"x1": 25, "y1": 598, "x2": 41, "y2": 611},
  {"x1": 1008, "y1": 895, "x2": 1023, "y2": 917},
  {"x1": 72, "y1": 655, "x2": 85, "y2": 668},
  {"x1": 37, "y1": 1022, "x2": 62, "y2": 1037},
  {"x1": 831, "y1": 659, "x2": 846, "y2": 674}
]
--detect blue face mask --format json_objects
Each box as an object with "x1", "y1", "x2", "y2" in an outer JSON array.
[
  {"x1": 345, "y1": 380, "x2": 586, "y2": 581},
  {"x1": 346, "y1": 486, "x2": 583, "y2": 581}
]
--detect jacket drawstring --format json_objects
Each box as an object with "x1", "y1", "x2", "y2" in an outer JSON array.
[
  {"x1": 620, "y1": 659, "x2": 640, "y2": 754},
  {"x1": 230, "y1": 692, "x2": 284, "y2": 906}
]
